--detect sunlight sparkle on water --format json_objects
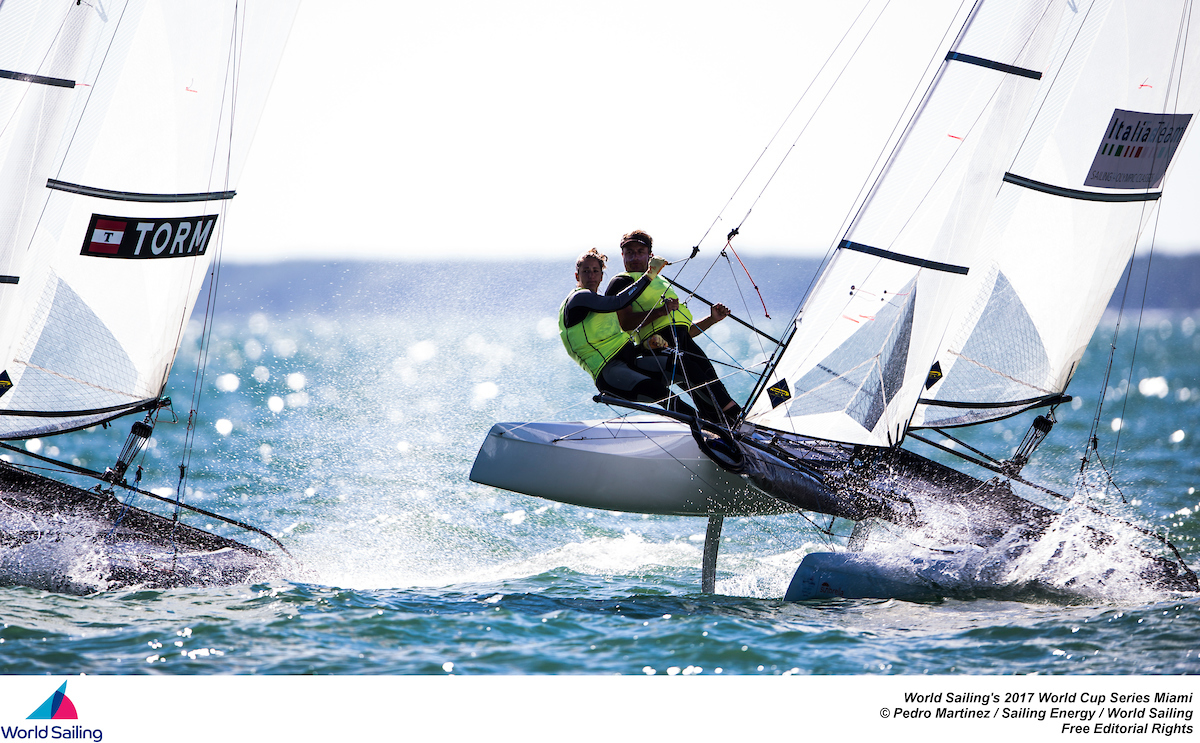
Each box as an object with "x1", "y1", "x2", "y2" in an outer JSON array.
[
  {"x1": 214, "y1": 419, "x2": 233, "y2": 436},
  {"x1": 408, "y1": 340, "x2": 437, "y2": 363},
  {"x1": 536, "y1": 317, "x2": 557, "y2": 339},
  {"x1": 1139, "y1": 376, "x2": 1169, "y2": 398},
  {"x1": 273, "y1": 338, "x2": 297, "y2": 358},
  {"x1": 472, "y1": 382, "x2": 499, "y2": 406}
]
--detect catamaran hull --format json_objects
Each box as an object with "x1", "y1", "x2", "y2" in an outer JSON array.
[
  {"x1": 473, "y1": 414, "x2": 1198, "y2": 600},
  {"x1": 0, "y1": 462, "x2": 288, "y2": 594},
  {"x1": 470, "y1": 418, "x2": 790, "y2": 516},
  {"x1": 785, "y1": 552, "x2": 948, "y2": 602}
]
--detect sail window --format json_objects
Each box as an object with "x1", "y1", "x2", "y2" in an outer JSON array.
[
  {"x1": 8, "y1": 277, "x2": 141, "y2": 416},
  {"x1": 786, "y1": 282, "x2": 916, "y2": 432},
  {"x1": 0, "y1": 70, "x2": 74, "y2": 88},
  {"x1": 839, "y1": 240, "x2": 969, "y2": 275},
  {"x1": 944, "y1": 52, "x2": 1041, "y2": 80}
]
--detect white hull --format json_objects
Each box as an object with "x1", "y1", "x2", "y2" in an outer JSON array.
[{"x1": 470, "y1": 416, "x2": 789, "y2": 517}]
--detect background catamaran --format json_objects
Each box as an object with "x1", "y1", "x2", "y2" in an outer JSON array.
[
  {"x1": 473, "y1": 0, "x2": 1200, "y2": 600},
  {"x1": 0, "y1": 0, "x2": 300, "y2": 593}
]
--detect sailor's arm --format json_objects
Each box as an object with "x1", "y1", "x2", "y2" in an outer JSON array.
[
  {"x1": 567, "y1": 258, "x2": 667, "y2": 323},
  {"x1": 612, "y1": 258, "x2": 672, "y2": 331},
  {"x1": 615, "y1": 300, "x2": 675, "y2": 332},
  {"x1": 689, "y1": 302, "x2": 731, "y2": 337}
]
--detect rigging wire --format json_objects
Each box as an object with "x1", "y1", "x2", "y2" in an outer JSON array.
[
  {"x1": 687, "y1": 0, "x2": 879, "y2": 256},
  {"x1": 724, "y1": 0, "x2": 900, "y2": 243},
  {"x1": 666, "y1": 0, "x2": 925, "y2": 338},
  {"x1": 1084, "y1": 0, "x2": 1193, "y2": 491},
  {"x1": 171, "y1": 2, "x2": 245, "y2": 565},
  {"x1": 739, "y1": 2, "x2": 972, "y2": 416}
]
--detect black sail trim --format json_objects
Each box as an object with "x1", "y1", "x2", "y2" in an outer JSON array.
[
  {"x1": 916, "y1": 393, "x2": 1070, "y2": 409},
  {"x1": 1003, "y1": 172, "x2": 1161, "y2": 202},
  {"x1": 0, "y1": 69, "x2": 74, "y2": 88},
  {"x1": 839, "y1": 240, "x2": 969, "y2": 275},
  {"x1": 945, "y1": 52, "x2": 1042, "y2": 80},
  {"x1": 47, "y1": 179, "x2": 236, "y2": 203},
  {"x1": 0, "y1": 399, "x2": 155, "y2": 419},
  {"x1": 0, "y1": 277, "x2": 17, "y2": 285}
]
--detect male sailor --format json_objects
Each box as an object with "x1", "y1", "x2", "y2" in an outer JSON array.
[
  {"x1": 604, "y1": 230, "x2": 741, "y2": 426},
  {"x1": 560, "y1": 248, "x2": 694, "y2": 415}
]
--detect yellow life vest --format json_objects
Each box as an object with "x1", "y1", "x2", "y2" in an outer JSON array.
[
  {"x1": 558, "y1": 288, "x2": 632, "y2": 380},
  {"x1": 616, "y1": 271, "x2": 693, "y2": 344}
]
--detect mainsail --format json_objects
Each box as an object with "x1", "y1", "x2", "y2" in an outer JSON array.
[
  {"x1": 0, "y1": 0, "x2": 298, "y2": 439},
  {"x1": 746, "y1": 0, "x2": 1200, "y2": 440}
]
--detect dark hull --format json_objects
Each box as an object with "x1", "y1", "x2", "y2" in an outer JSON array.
[
  {"x1": 737, "y1": 428, "x2": 1198, "y2": 594},
  {"x1": 0, "y1": 461, "x2": 286, "y2": 594}
]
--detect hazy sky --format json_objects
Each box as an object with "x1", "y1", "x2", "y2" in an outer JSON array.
[{"x1": 222, "y1": 1, "x2": 1200, "y2": 263}]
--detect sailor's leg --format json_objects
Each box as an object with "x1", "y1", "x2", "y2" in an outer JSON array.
[
  {"x1": 664, "y1": 327, "x2": 740, "y2": 424},
  {"x1": 596, "y1": 359, "x2": 696, "y2": 417},
  {"x1": 629, "y1": 352, "x2": 703, "y2": 418}
]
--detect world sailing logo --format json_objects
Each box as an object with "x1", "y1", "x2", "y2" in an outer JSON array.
[
  {"x1": 27, "y1": 682, "x2": 76, "y2": 720},
  {"x1": 1084, "y1": 108, "x2": 1192, "y2": 190},
  {"x1": 0, "y1": 681, "x2": 102, "y2": 741},
  {"x1": 79, "y1": 213, "x2": 218, "y2": 260}
]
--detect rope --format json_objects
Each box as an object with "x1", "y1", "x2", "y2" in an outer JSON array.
[{"x1": 721, "y1": 230, "x2": 770, "y2": 319}]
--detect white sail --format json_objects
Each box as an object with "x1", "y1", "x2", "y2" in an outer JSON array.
[
  {"x1": 913, "y1": 0, "x2": 1200, "y2": 428},
  {"x1": 747, "y1": 0, "x2": 1200, "y2": 444},
  {"x1": 0, "y1": 0, "x2": 298, "y2": 438}
]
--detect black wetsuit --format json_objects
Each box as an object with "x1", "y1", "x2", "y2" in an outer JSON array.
[
  {"x1": 562, "y1": 276, "x2": 695, "y2": 416},
  {"x1": 605, "y1": 274, "x2": 738, "y2": 424}
]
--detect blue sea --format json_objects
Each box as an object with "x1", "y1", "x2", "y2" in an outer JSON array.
[{"x1": 1, "y1": 258, "x2": 1199, "y2": 678}]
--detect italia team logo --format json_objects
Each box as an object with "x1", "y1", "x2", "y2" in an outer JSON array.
[{"x1": 27, "y1": 682, "x2": 76, "y2": 720}]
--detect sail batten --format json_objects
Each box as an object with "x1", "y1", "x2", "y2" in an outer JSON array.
[
  {"x1": 945, "y1": 52, "x2": 1042, "y2": 80},
  {"x1": 0, "y1": 70, "x2": 75, "y2": 88},
  {"x1": 46, "y1": 179, "x2": 236, "y2": 203},
  {"x1": 839, "y1": 240, "x2": 970, "y2": 275},
  {"x1": 1001, "y1": 172, "x2": 1162, "y2": 202}
]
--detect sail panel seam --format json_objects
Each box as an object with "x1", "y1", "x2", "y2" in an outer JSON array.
[
  {"x1": 0, "y1": 70, "x2": 75, "y2": 88},
  {"x1": 944, "y1": 51, "x2": 1042, "y2": 80},
  {"x1": 46, "y1": 179, "x2": 236, "y2": 203},
  {"x1": 1003, "y1": 172, "x2": 1162, "y2": 202},
  {"x1": 839, "y1": 240, "x2": 969, "y2": 275}
]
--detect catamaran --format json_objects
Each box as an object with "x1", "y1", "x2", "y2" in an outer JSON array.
[{"x1": 472, "y1": 0, "x2": 1200, "y2": 601}]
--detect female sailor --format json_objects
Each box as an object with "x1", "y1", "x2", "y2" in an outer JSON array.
[{"x1": 558, "y1": 248, "x2": 692, "y2": 415}]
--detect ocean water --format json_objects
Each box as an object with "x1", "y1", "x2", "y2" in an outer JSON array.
[{"x1": 1, "y1": 261, "x2": 1200, "y2": 676}]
